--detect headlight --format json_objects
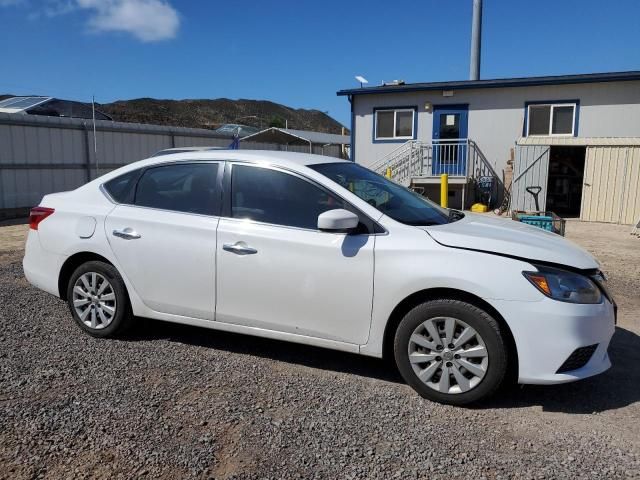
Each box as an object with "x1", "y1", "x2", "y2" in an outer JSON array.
[{"x1": 523, "y1": 267, "x2": 603, "y2": 304}]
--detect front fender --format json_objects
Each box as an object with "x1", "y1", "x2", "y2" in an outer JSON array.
[{"x1": 362, "y1": 228, "x2": 541, "y2": 357}]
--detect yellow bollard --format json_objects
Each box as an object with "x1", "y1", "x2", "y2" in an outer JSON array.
[
  {"x1": 385, "y1": 167, "x2": 392, "y2": 179},
  {"x1": 440, "y1": 174, "x2": 448, "y2": 208}
]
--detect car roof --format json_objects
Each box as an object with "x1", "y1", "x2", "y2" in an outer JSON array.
[
  {"x1": 152, "y1": 146, "x2": 226, "y2": 156},
  {"x1": 147, "y1": 150, "x2": 348, "y2": 168},
  {"x1": 95, "y1": 150, "x2": 350, "y2": 186}
]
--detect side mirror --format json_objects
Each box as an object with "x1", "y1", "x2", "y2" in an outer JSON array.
[{"x1": 317, "y1": 209, "x2": 359, "y2": 232}]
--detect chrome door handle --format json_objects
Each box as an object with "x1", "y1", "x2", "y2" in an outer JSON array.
[
  {"x1": 112, "y1": 228, "x2": 141, "y2": 240},
  {"x1": 223, "y1": 242, "x2": 258, "y2": 255}
]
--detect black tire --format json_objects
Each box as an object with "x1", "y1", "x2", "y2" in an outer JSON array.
[
  {"x1": 394, "y1": 299, "x2": 508, "y2": 406},
  {"x1": 66, "y1": 260, "x2": 133, "y2": 338}
]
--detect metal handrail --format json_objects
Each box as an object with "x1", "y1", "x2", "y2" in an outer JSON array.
[
  {"x1": 468, "y1": 139, "x2": 501, "y2": 179},
  {"x1": 431, "y1": 138, "x2": 468, "y2": 143},
  {"x1": 369, "y1": 140, "x2": 419, "y2": 172}
]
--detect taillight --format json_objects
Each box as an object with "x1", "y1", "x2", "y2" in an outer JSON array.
[{"x1": 29, "y1": 207, "x2": 55, "y2": 230}]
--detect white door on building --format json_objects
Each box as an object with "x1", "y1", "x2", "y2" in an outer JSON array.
[{"x1": 581, "y1": 146, "x2": 640, "y2": 224}]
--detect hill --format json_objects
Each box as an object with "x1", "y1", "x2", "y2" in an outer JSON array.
[
  {"x1": 99, "y1": 98, "x2": 346, "y2": 134},
  {"x1": 0, "y1": 95, "x2": 347, "y2": 134}
]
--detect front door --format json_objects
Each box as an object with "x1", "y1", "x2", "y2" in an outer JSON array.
[
  {"x1": 215, "y1": 162, "x2": 374, "y2": 345},
  {"x1": 432, "y1": 105, "x2": 469, "y2": 176}
]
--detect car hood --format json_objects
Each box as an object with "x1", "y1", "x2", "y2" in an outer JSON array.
[{"x1": 421, "y1": 213, "x2": 599, "y2": 270}]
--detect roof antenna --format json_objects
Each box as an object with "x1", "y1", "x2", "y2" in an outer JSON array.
[{"x1": 355, "y1": 75, "x2": 369, "y2": 88}]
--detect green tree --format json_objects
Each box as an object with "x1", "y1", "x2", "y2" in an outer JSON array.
[{"x1": 269, "y1": 115, "x2": 286, "y2": 128}]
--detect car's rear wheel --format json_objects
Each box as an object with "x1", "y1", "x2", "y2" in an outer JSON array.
[
  {"x1": 394, "y1": 299, "x2": 508, "y2": 405},
  {"x1": 66, "y1": 261, "x2": 133, "y2": 337}
]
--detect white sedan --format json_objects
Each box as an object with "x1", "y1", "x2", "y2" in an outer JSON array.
[{"x1": 23, "y1": 151, "x2": 616, "y2": 405}]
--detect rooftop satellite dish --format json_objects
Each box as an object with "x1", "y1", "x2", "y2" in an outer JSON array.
[{"x1": 355, "y1": 75, "x2": 369, "y2": 88}]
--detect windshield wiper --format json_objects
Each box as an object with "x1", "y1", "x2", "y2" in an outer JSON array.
[{"x1": 448, "y1": 209, "x2": 465, "y2": 223}]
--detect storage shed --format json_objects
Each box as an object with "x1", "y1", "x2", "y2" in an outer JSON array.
[{"x1": 513, "y1": 137, "x2": 640, "y2": 224}]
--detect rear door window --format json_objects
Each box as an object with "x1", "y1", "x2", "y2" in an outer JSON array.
[
  {"x1": 103, "y1": 169, "x2": 141, "y2": 204},
  {"x1": 134, "y1": 163, "x2": 220, "y2": 215}
]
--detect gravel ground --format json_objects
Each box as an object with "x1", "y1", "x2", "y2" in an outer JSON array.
[{"x1": 1, "y1": 221, "x2": 639, "y2": 479}]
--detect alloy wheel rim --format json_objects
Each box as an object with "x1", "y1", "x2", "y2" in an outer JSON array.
[
  {"x1": 408, "y1": 316, "x2": 488, "y2": 394},
  {"x1": 72, "y1": 272, "x2": 117, "y2": 330}
]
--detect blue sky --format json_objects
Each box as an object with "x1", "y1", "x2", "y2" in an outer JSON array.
[{"x1": 1, "y1": 0, "x2": 639, "y2": 127}]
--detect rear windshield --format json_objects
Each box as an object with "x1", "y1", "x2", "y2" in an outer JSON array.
[{"x1": 310, "y1": 162, "x2": 450, "y2": 226}]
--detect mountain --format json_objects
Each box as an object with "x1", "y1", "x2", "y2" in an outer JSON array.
[
  {"x1": 98, "y1": 98, "x2": 347, "y2": 134},
  {"x1": 0, "y1": 95, "x2": 348, "y2": 134}
]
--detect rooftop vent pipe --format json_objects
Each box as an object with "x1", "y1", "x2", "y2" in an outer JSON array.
[{"x1": 469, "y1": 0, "x2": 483, "y2": 80}]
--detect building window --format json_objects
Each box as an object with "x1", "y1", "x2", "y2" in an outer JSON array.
[
  {"x1": 526, "y1": 103, "x2": 577, "y2": 136},
  {"x1": 374, "y1": 108, "x2": 415, "y2": 140}
]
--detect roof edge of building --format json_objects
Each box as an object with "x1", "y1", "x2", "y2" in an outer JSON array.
[{"x1": 337, "y1": 70, "x2": 640, "y2": 96}]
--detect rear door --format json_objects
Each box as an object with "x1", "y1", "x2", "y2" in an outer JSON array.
[
  {"x1": 215, "y1": 162, "x2": 375, "y2": 344},
  {"x1": 105, "y1": 162, "x2": 222, "y2": 320}
]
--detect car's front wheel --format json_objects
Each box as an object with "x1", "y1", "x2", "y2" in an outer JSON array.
[
  {"x1": 66, "y1": 260, "x2": 133, "y2": 337},
  {"x1": 394, "y1": 299, "x2": 508, "y2": 405}
]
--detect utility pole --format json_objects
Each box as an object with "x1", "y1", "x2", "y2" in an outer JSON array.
[
  {"x1": 92, "y1": 95, "x2": 98, "y2": 176},
  {"x1": 469, "y1": 0, "x2": 483, "y2": 80}
]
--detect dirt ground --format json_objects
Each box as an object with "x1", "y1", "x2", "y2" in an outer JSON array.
[
  {"x1": 0, "y1": 223, "x2": 28, "y2": 257},
  {"x1": 565, "y1": 220, "x2": 640, "y2": 333},
  {"x1": 1, "y1": 219, "x2": 639, "y2": 479}
]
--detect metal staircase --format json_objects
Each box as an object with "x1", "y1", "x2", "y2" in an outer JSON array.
[
  {"x1": 371, "y1": 139, "x2": 500, "y2": 184},
  {"x1": 370, "y1": 139, "x2": 503, "y2": 207}
]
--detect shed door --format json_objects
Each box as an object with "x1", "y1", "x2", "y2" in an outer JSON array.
[
  {"x1": 622, "y1": 147, "x2": 640, "y2": 225},
  {"x1": 512, "y1": 145, "x2": 550, "y2": 212},
  {"x1": 581, "y1": 146, "x2": 640, "y2": 224}
]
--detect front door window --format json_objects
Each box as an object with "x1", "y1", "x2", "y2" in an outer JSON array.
[
  {"x1": 439, "y1": 113, "x2": 461, "y2": 139},
  {"x1": 438, "y1": 114, "x2": 461, "y2": 164}
]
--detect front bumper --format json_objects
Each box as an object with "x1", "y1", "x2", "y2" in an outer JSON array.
[{"x1": 490, "y1": 297, "x2": 615, "y2": 384}]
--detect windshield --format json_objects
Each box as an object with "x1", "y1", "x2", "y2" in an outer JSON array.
[{"x1": 310, "y1": 162, "x2": 451, "y2": 226}]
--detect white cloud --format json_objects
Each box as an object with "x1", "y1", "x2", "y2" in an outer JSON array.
[
  {"x1": 76, "y1": 0, "x2": 180, "y2": 42},
  {"x1": 2, "y1": 0, "x2": 181, "y2": 42}
]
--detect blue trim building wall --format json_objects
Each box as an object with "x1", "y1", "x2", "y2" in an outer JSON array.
[{"x1": 338, "y1": 72, "x2": 640, "y2": 174}]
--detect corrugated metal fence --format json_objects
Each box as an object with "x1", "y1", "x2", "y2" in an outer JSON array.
[{"x1": 0, "y1": 113, "x2": 341, "y2": 218}]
